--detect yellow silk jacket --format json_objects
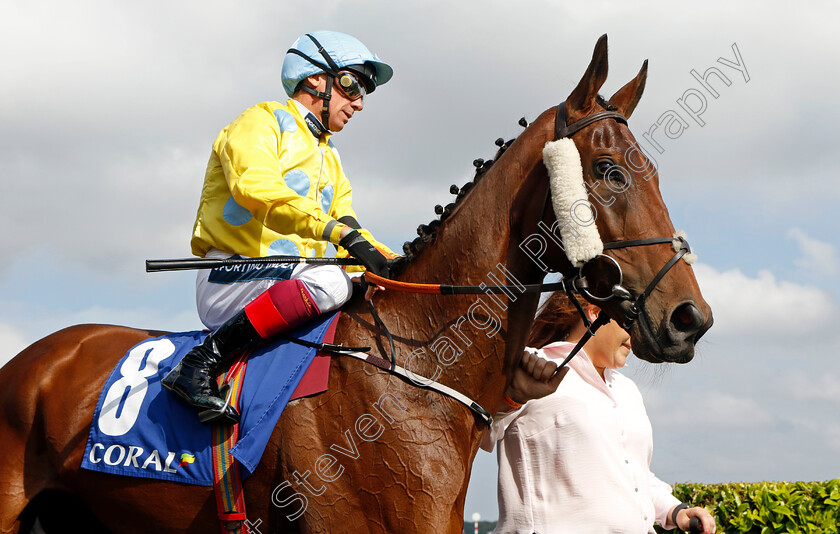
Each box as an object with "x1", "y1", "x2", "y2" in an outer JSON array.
[{"x1": 191, "y1": 99, "x2": 392, "y2": 269}]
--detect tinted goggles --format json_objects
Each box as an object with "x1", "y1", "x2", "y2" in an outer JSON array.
[{"x1": 335, "y1": 71, "x2": 367, "y2": 101}]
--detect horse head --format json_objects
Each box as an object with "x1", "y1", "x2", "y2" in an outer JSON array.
[{"x1": 514, "y1": 34, "x2": 713, "y2": 363}]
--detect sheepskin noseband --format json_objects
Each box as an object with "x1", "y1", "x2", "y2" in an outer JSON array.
[{"x1": 542, "y1": 138, "x2": 604, "y2": 267}]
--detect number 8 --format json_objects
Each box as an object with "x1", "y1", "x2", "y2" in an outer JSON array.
[{"x1": 98, "y1": 338, "x2": 176, "y2": 436}]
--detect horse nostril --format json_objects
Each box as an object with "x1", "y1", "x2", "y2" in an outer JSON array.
[{"x1": 671, "y1": 302, "x2": 704, "y2": 334}]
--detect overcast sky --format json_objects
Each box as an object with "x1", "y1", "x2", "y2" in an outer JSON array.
[{"x1": 2, "y1": 0, "x2": 838, "y2": 523}]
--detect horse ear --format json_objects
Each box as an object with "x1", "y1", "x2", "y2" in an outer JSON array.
[
  {"x1": 609, "y1": 59, "x2": 648, "y2": 119},
  {"x1": 566, "y1": 34, "x2": 610, "y2": 122}
]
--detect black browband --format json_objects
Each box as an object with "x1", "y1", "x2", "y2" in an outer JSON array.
[
  {"x1": 548, "y1": 101, "x2": 692, "y2": 369},
  {"x1": 554, "y1": 101, "x2": 627, "y2": 140}
]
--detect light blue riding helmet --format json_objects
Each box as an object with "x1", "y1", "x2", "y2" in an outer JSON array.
[{"x1": 282, "y1": 31, "x2": 394, "y2": 98}]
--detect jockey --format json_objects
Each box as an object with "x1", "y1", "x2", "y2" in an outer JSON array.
[{"x1": 162, "y1": 31, "x2": 397, "y2": 425}]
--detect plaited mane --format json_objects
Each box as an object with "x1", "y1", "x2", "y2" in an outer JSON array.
[
  {"x1": 388, "y1": 119, "x2": 525, "y2": 277},
  {"x1": 391, "y1": 96, "x2": 616, "y2": 276}
]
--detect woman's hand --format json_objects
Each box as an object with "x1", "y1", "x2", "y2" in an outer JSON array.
[
  {"x1": 504, "y1": 349, "x2": 568, "y2": 407},
  {"x1": 674, "y1": 505, "x2": 716, "y2": 534}
]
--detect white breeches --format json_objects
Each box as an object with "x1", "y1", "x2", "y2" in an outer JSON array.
[{"x1": 195, "y1": 249, "x2": 353, "y2": 329}]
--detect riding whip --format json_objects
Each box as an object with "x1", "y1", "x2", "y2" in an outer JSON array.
[{"x1": 146, "y1": 256, "x2": 362, "y2": 272}]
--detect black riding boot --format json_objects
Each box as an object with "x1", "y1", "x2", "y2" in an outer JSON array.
[{"x1": 161, "y1": 310, "x2": 263, "y2": 425}]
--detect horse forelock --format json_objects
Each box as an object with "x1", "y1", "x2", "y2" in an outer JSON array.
[{"x1": 596, "y1": 94, "x2": 618, "y2": 111}]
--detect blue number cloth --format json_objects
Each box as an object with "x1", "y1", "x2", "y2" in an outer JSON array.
[{"x1": 81, "y1": 312, "x2": 337, "y2": 486}]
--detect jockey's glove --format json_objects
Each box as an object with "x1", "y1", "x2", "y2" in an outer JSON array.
[{"x1": 339, "y1": 230, "x2": 391, "y2": 278}]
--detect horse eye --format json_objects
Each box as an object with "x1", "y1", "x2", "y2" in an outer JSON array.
[
  {"x1": 595, "y1": 159, "x2": 625, "y2": 185},
  {"x1": 595, "y1": 160, "x2": 612, "y2": 175}
]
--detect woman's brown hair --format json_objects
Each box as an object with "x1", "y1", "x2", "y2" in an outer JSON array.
[{"x1": 527, "y1": 291, "x2": 596, "y2": 348}]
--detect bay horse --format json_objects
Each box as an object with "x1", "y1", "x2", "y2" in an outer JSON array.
[{"x1": 0, "y1": 35, "x2": 712, "y2": 534}]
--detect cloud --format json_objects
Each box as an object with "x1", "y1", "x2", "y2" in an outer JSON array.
[
  {"x1": 787, "y1": 228, "x2": 840, "y2": 278},
  {"x1": 692, "y1": 262, "x2": 838, "y2": 337},
  {"x1": 4, "y1": 0, "x2": 840, "y2": 283},
  {"x1": 626, "y1": 261, "x2": 840, "y2": 484},
  {"x1": 0, "y1": 324, "x2": 27, "y2": 370},
  {"x1": 785, "y1": 372, "x2": 840, "y2": 403},
  {"x1": 799, "y1": 420, "x2": 840, "y2": 455},
  {"x1": 2, "y1": 0, "x2": 840, "y2": 522},
  {"x1": 65, "y1": 305, "x2": 202, "y2": 334},
  {"x1": 656, "y1": 390, "x2": 774, "y2": 429}
]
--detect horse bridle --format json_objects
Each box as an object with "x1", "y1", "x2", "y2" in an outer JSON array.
[
  {"x1": 546, "y1": 101, "x2": 694, "y2": 366},
  {"x1": 335, "y1": 102, "x2": 696, "y2": 425}
]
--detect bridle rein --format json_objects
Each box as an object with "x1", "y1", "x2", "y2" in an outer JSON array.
[
  {"x1": 342, "y1": 102, "x2": 696, "y2": 426},
  {"x1": 146, "y1": 103, "x2": 697, "y2": 428},
  {"x1": 544, "y1": 101, "x2": 695, "y2": 369}
]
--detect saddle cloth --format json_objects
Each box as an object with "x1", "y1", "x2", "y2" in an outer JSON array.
[{"x1": 80, "y1": 311, "x2": 338, "y2": 486}]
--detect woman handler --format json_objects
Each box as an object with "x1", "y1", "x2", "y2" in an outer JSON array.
[{"x1": 483, "y1": 293, "x2": 716, "y2": 533}]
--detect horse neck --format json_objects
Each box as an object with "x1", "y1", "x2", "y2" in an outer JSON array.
[
  {"x1": 402, "y1": 128, "x2": 548, "y2": 284},
  {"x1": 375, "y1": 122, "x2": 550, "y2": 411}
]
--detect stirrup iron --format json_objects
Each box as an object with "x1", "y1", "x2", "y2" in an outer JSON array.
[{"x1": 198, "y1": 381, "x2": 239, "y2": 425}]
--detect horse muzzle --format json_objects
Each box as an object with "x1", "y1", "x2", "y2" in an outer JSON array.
[
  {"x1": 630, "y1": 300, "x2": 713, "y2": 363},
  {"x1": 573, "y1": 233, "x2": 712, "y2": 364}
]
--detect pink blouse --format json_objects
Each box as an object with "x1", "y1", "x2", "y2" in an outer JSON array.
[{"x1": 480, "y1": 342, "x2": 680, "y2": 533}]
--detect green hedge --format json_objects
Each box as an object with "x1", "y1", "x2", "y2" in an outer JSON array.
[
  {"x1": 462, "y1": 520, "x2": 497, "y2": 534},
  {"x1": 655, "y1": 480, "x2": 840, "y2": 533},
  {"x1": 467, "y1": 480, "x2": 840, "y2": 533}
]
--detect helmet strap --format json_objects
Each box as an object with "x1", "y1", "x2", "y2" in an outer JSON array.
[
  {"x1": 288, "y1": 33, "x2": 345, "y2": 132},
  {"x1": 299, "y1": 78, "x2": 333, "y2": 130},
  {"x1": 321, "y1": 74, "x2": 334, "y2": 128}
]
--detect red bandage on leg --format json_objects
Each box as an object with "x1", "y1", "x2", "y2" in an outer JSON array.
[{"x1": 243, "y1": 280, "x2": 322, "y2": 339}]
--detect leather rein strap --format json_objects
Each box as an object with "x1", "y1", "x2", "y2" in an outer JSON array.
[
  {"x1": 348, "y1": 102, "x2": 693, "y2": 424},
  {"x1": 331, "y1": 348, "x2": 493, "y2": 427},
  {"x1": 551, "y1": 101, "x2": 694, "y2": 367},
  {"x1": 363, "y1": 272, "x2": 566, "y2": 295}
]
